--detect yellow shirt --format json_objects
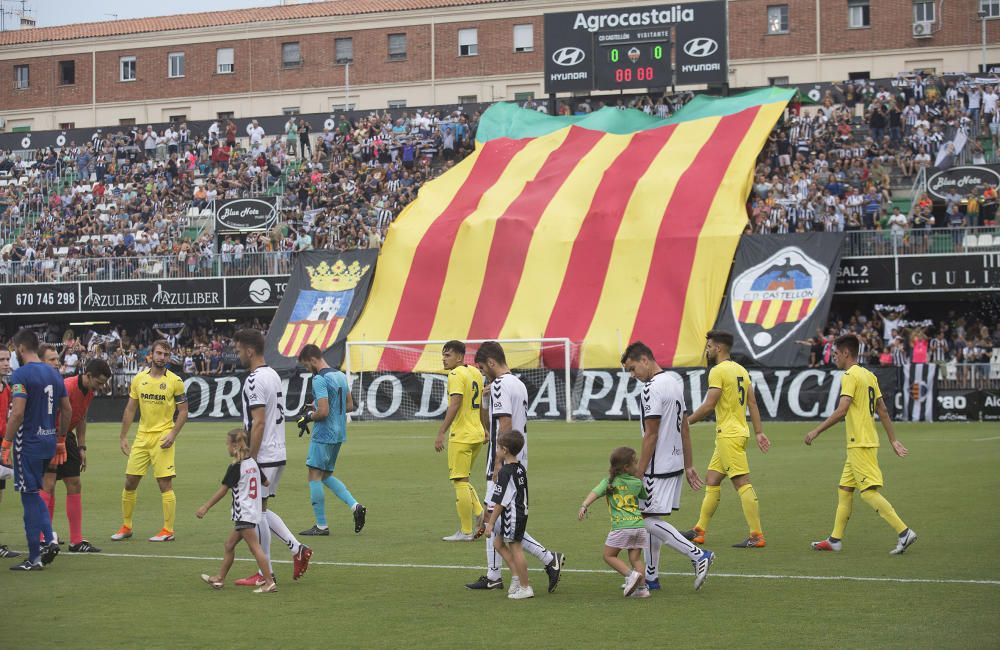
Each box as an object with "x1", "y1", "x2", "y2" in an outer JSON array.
[
  {"x1": 446, "y1": 365, "x2": 485, "y2": 445},
  {"x1": 840, "y1": 364, "x2": 881, "y2": 448},
  {"x1": 129, "y1": 369, "x2": 186, "y2": 437},
  {"x1": 708, "y1": 360, "x2": 751, "y2": 438}
]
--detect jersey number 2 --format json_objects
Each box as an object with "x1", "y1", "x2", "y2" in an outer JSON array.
[{"x1": 471, "y1": 383, "x2": 480, "y2": 410}]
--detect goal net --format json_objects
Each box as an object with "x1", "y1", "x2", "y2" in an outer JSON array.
[{"x1": 345, "y1": 338, "x2": 579, "y2": 422}]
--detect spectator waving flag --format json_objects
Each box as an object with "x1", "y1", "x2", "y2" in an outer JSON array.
[{"x1": 345, "y1": 88, "x2": 793, "y2": 371}]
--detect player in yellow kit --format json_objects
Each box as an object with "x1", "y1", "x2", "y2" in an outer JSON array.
[
  {"x1": 112, "y1": 340, "x2": 188, "y2": 543},
  {"x1": 435, "y1": 340, "x2": 486, "y2": 541},
  {"x1": 805, "y1": 334, "x2": 917, "y2": 554},
  {"x1": 685, "y1": 331, "x2": 770, "y2": 548}
]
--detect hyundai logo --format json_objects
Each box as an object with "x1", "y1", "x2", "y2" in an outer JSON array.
[
  {"x1": 552, "y1": 47, "x2": 586, "y2": 67},
  {"x1": 683, "y1": 37, "x2": 718, "y2": 58}
]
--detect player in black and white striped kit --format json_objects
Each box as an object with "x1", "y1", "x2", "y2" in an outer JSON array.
[
  {"x1": 465, "y1": 341, "x2": 564, "y2": 594},
  {"x1": 621, "y1": 342, "x2": 714, "y2": 591},
  {"x1": 232, "y1": 329, "x2": 313, "y2": 586}
]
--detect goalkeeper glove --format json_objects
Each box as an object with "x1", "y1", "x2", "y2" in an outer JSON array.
[
  {"x1": 1, "y1": 439, "x2": 10, "y2": 466},
  {"x1": 297, "y1": 412, "x2": 314, "y2": 438},
  {"x1": 52, "y1": 437, "x2": 67, "y2": 466}
]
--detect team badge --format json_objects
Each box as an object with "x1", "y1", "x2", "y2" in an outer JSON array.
[
  {"x1": 628, "y1": 47, "x2": 640, "y2": 63},
  {"x1": 730, "y1": 246, "x2": 830, "y2": 359},
  {"x1": 160, "y1": 383, "x2": 167, "y2": 390}
]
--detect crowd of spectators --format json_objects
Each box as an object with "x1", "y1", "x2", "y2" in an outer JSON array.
[{"x1": 748, "y1": 73, "x2": 1000, "y2": 236}]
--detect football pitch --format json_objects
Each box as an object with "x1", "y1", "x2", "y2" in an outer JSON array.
[{"x1": 3, "y1": 420, "x2": 999, "y2": 648}]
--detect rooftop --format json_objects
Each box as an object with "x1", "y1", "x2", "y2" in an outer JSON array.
[{"x1": 0, "y1": 0, "x2": 515, "y2": 46}]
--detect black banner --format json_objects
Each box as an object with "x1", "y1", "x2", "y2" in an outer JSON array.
[
  {"x1": 714, "y1": 233, "x2": 844, "y2": 366},
  {"x1": 163, "y1": 366, "x2": 900, "y2": 422},
  {"x1": 264, "y1": 250, "x2": 377, "y2": 372},
  {"x1": 836, "y1": 253, "x2": 1000, "y2": 294},
  {"x1": 835, "y1": 257, "x2": 896, "y2": 293},
  {"x1": 982, "y1": 390, "x2": 1000, "y2": 422},
  {"x1": 543, "y1": 1, "x2": 727, "y2": 93},
  {"x1": 934, "y1": 389, "x2": 978, "y2": 422},
  {"x1": 0, "y1": 283, "x2": 79, "y2": 313},
  {"x1": 79, "y1": 279, "x2": 225, "y2": 312},
  {"x1": 215, "y1": 197, "x2": 278, "y2": 233},
  {"x1": 225, "y1": 276, "x2": 288, "y2": 308}
]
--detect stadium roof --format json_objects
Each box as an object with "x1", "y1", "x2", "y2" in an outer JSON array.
[{"x1": 0, "y1": 0, "x2": 517, "y2": 46}]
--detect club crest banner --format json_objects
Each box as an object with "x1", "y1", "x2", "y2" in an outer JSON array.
[
  {"x1": 265, "y1": 250, "x2": 377, "y2": 372},
  {"x1": 715, "y1": 233, "x2": 845, "y2": 366}
]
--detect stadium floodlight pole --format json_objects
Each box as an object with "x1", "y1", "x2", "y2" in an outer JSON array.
[{"x1": 345, "y1": 338, "x2": 574, "y2": 422}]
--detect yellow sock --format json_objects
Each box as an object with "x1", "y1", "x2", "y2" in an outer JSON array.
[
  {"x1": 161, "y1": 490, "x2": 176, "y2": 533},
  {"x1": 695, "y1": 485, "x2": 721, "y2": 531},
  {"x1": 832, "y1": 488, "x2": 854, "y2": 539},
  {"x1": 737, "y1": 483, "x2": 762, "y2": 534},
  {"x1": 468, "y1": 483, "x2": 483, "y2": 518},
  {"x1": 860, "y1": 489, "x2": 907, "y2": 534},
  {"x1": 122, "y1": 489, "x2": 137, "y2": 529},
  {"x1": 455, "y1": 482, "x2": 474, "y2": 534}
]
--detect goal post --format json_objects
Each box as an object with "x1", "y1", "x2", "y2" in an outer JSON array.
[{"x1": 345, "y1": 338, "x2": 576, "y2": 422}]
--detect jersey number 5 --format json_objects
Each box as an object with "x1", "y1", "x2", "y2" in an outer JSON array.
[{"x1": 736, "y1": 376, "x2": 746, "y2": 406}]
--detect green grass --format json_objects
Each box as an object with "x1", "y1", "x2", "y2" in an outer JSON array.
[{"x1": 3, "y1": 421, "x2": 999, "y2": 648}]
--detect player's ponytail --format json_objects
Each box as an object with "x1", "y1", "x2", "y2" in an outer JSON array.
[
  {"x1": 227, "y1": 428, "x2": 251, "y2": 461},
  {"x1": 607, "y1": 446, "x2": 638, "y2": 497}
]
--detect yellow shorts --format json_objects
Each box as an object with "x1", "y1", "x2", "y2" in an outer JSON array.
[
  {"x1": 707, "y1": 436, "x2": 750, "y2": 478},
  {"x1": 448, "y1": 440, "x2": 482, "y2": 480},
  {"x1": 125, "y1": 434, "x2": 177, "y2": 479},
  {"x1": 839, "y1": 447, "x2": 883, "y2": 490}
]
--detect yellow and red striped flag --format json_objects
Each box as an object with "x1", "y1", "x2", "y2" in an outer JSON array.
[{"x1": 347, "y1": 88, "x2": 793, "y2": 371}]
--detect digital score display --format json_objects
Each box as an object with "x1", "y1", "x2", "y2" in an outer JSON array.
[{"x1": 594, "y1": 40, "x2": 671, "y2": 90}]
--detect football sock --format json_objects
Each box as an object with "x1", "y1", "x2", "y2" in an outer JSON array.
[
  {"x1": 644, "y1": 517, "x2": 703, "y2": 560},
  {"x1": 257, "y1": 521, "x2": 273, "y2": 574},
  {"x1": 737, "y1": 483, "x2": 762, "y2": 534},
  {"x1": 266, "y1": 509, "x2": 302, "y2": 554},
  {"x1": 321, "y1": 475, "x2": 358, "y2": 509},
  {"x1": 521, "y1": 533, "x2": 554, "y2": 566},
  {"x1": 122, "y1": 489, "x2": 137, "y2": 529},
  {"x1": 832, "y1": 488, "x2": 854, "y2": 540},
  {"x1": 860, "y1": 489, "x2": 908, "y2": 534},
  {"x1": 22, "y1": 492, "x2": 41, "y2": 563},
  {"x1": 161, "y1": 490, "x2": 176, "y2": 532},
  {"x1": 695, "y1": 485, "x2": 721, "y2": 531},
  {"x1": 41, "y1": 490, "x2": 55, "y2": 523},
  {"x1": 309, "y1": 480, "x2": 327, "y2": 528},
  {"x1": 66, "y1": 493, "x2": 83, "y2": 545},
  {"x1": 468, "y1": 484, "x2": 483, "y2": 518},
  {"x1": 644, "y1": 531, "x2": 663, "y2": 583},
  {"x1": 455, "y1": 481, "x2": 475, "y2": 534},
  {"x1": 485, "y1": 528, "x2": 503, "y2": 582},
  {"x1": 0, "y1": 465, "x2": 12, "y2": 480}
]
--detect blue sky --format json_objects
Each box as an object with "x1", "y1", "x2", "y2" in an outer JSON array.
[{"x1": 24, "y1": 0, "x2": 277, "y2": 27}]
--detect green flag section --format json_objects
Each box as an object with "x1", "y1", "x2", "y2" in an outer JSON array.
[{"x1": 475, "y1": 87, "x2": 795, "y2": 143}]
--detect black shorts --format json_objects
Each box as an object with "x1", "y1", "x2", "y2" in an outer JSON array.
[
  {"x1": 501, "y1": 509, "x2": 527, "y2": 543},
  {"x1": 45, "y1": 434, "x2": 81, "y2": 479},
  {"x1": 234, "y1": 521, "x2": 256, "y2": 531}
]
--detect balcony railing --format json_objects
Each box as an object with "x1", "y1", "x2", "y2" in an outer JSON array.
[{"x1": 839, "y1": 226, "x2": 1000, "y2": 257}]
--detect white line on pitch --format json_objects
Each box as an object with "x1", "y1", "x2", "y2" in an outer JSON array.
[
  {"x1": 65, "y1": 551, "x2": 1000, "y2": 586},
  {"x1": 973, "y1": 435, "x2": 1000, "y2": 441}
]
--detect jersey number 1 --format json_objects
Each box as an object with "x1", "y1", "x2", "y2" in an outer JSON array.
[{"x1": 44, "y1": 384, "x2": 54, "y2": 415}]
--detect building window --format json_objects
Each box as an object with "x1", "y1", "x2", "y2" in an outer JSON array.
[
  {"x1": 458, "y1": 94, "x2": 477, "y2": 104},
  {"x1": 913, "y1": 1, "x2": 934, "y2": 22},
  {"x1": 768, "y1": 76, "x2": 789, "y2": 86},
  {"x1": 120, "y1": 56, "x2": 136, "y2": 82},
  {"x1": 388, "y1": 33, "x2": 407, "y2": 61},
  {"x1": 217, "y1": 111, "x2": 235, "y2": 120},
  {"x1": 168, "y1": 52, "x2": 185, "y2": 78},
  {"x1": 59, "y1": 122, "x2": 75, "y2": 130},
  {"x1": 848, "y1": 71, "x2": 871, "y2": 81},
  {"x1": 282, "y1": 107, "x2": 300, "y2": 116},
  {"x1": 168, "y1": 114, "x2": 186, "y2": 124},
  {"x1": 848, "y1": 0, "x2": 870, "y2": 28},
  {"x1": 119, "y1": 118, "x2": 136, "y2": 126},
  {"x1": 387, "y1": 99, "x2": 407, "y2": 109},
  {"x1": 282, "y1": 42, "x2": 302, "y2": 68},
  {"x1": 13, "y1": 64, "x2": 28, "y2": 89},
  {"x1": 458, "y1": 28, "x2": 478, "y2": 56},
  {"x1": 335, "y1": 37, "x2": 353, "y2": 64},
  {"x1": 58, "y1": 60, "x2": 75, "y2": 85},
  {"x1": 514, "y1": 91, "x2": 535, "y2": 101},
  {"x1": 980, "y1": 1, "x2": 1000, "y2": 18},
  {"x1": 513, "y1": 24, "x2": 533, "y2": 52},
  {"x1": 216, "y1": 48, "x2": 234, "y2": 74},
  {"x1": 767, "y1": 5, "x2": 789, "y2": 33},
  {"x1": 330, "y1": 103, "x2": 356, "y2": 111}
]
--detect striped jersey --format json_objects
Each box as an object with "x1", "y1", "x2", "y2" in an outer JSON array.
[
  {"x1": 242, "y1": 365, "x2": 286, "y2": 464},
  {"x1": 639, "y1": 371, "x2": 686, "y2": 476},
  {"x1": 222, "y1": 458, "x2": 265, "y2": 524},
  {"x1": 485, "y1": 373, "x2": 529, "y2": 481}
]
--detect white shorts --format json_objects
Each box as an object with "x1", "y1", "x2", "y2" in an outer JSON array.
[
  {"x1": 260, "y1": 463, "x2": 285, "y2": 499},
  {"x1": 640, "y1": 474, "x2": 682, "y2": 516},
  {"x1": 605, "y1": 528, "x2": 649, "y2": 550}
]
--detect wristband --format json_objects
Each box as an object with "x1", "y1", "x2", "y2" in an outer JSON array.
[{"x1": 1, "y1": 440, "x2": 10, "y2": 449}]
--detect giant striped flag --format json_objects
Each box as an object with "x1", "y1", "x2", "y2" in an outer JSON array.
[{"x1": 347, "y1": 88, "x2": 793, "y2": 372}]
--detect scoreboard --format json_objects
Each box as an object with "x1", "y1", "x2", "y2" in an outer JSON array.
[{"x1": 594, "y1": 34, "x2": 671, "y2": 91}]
